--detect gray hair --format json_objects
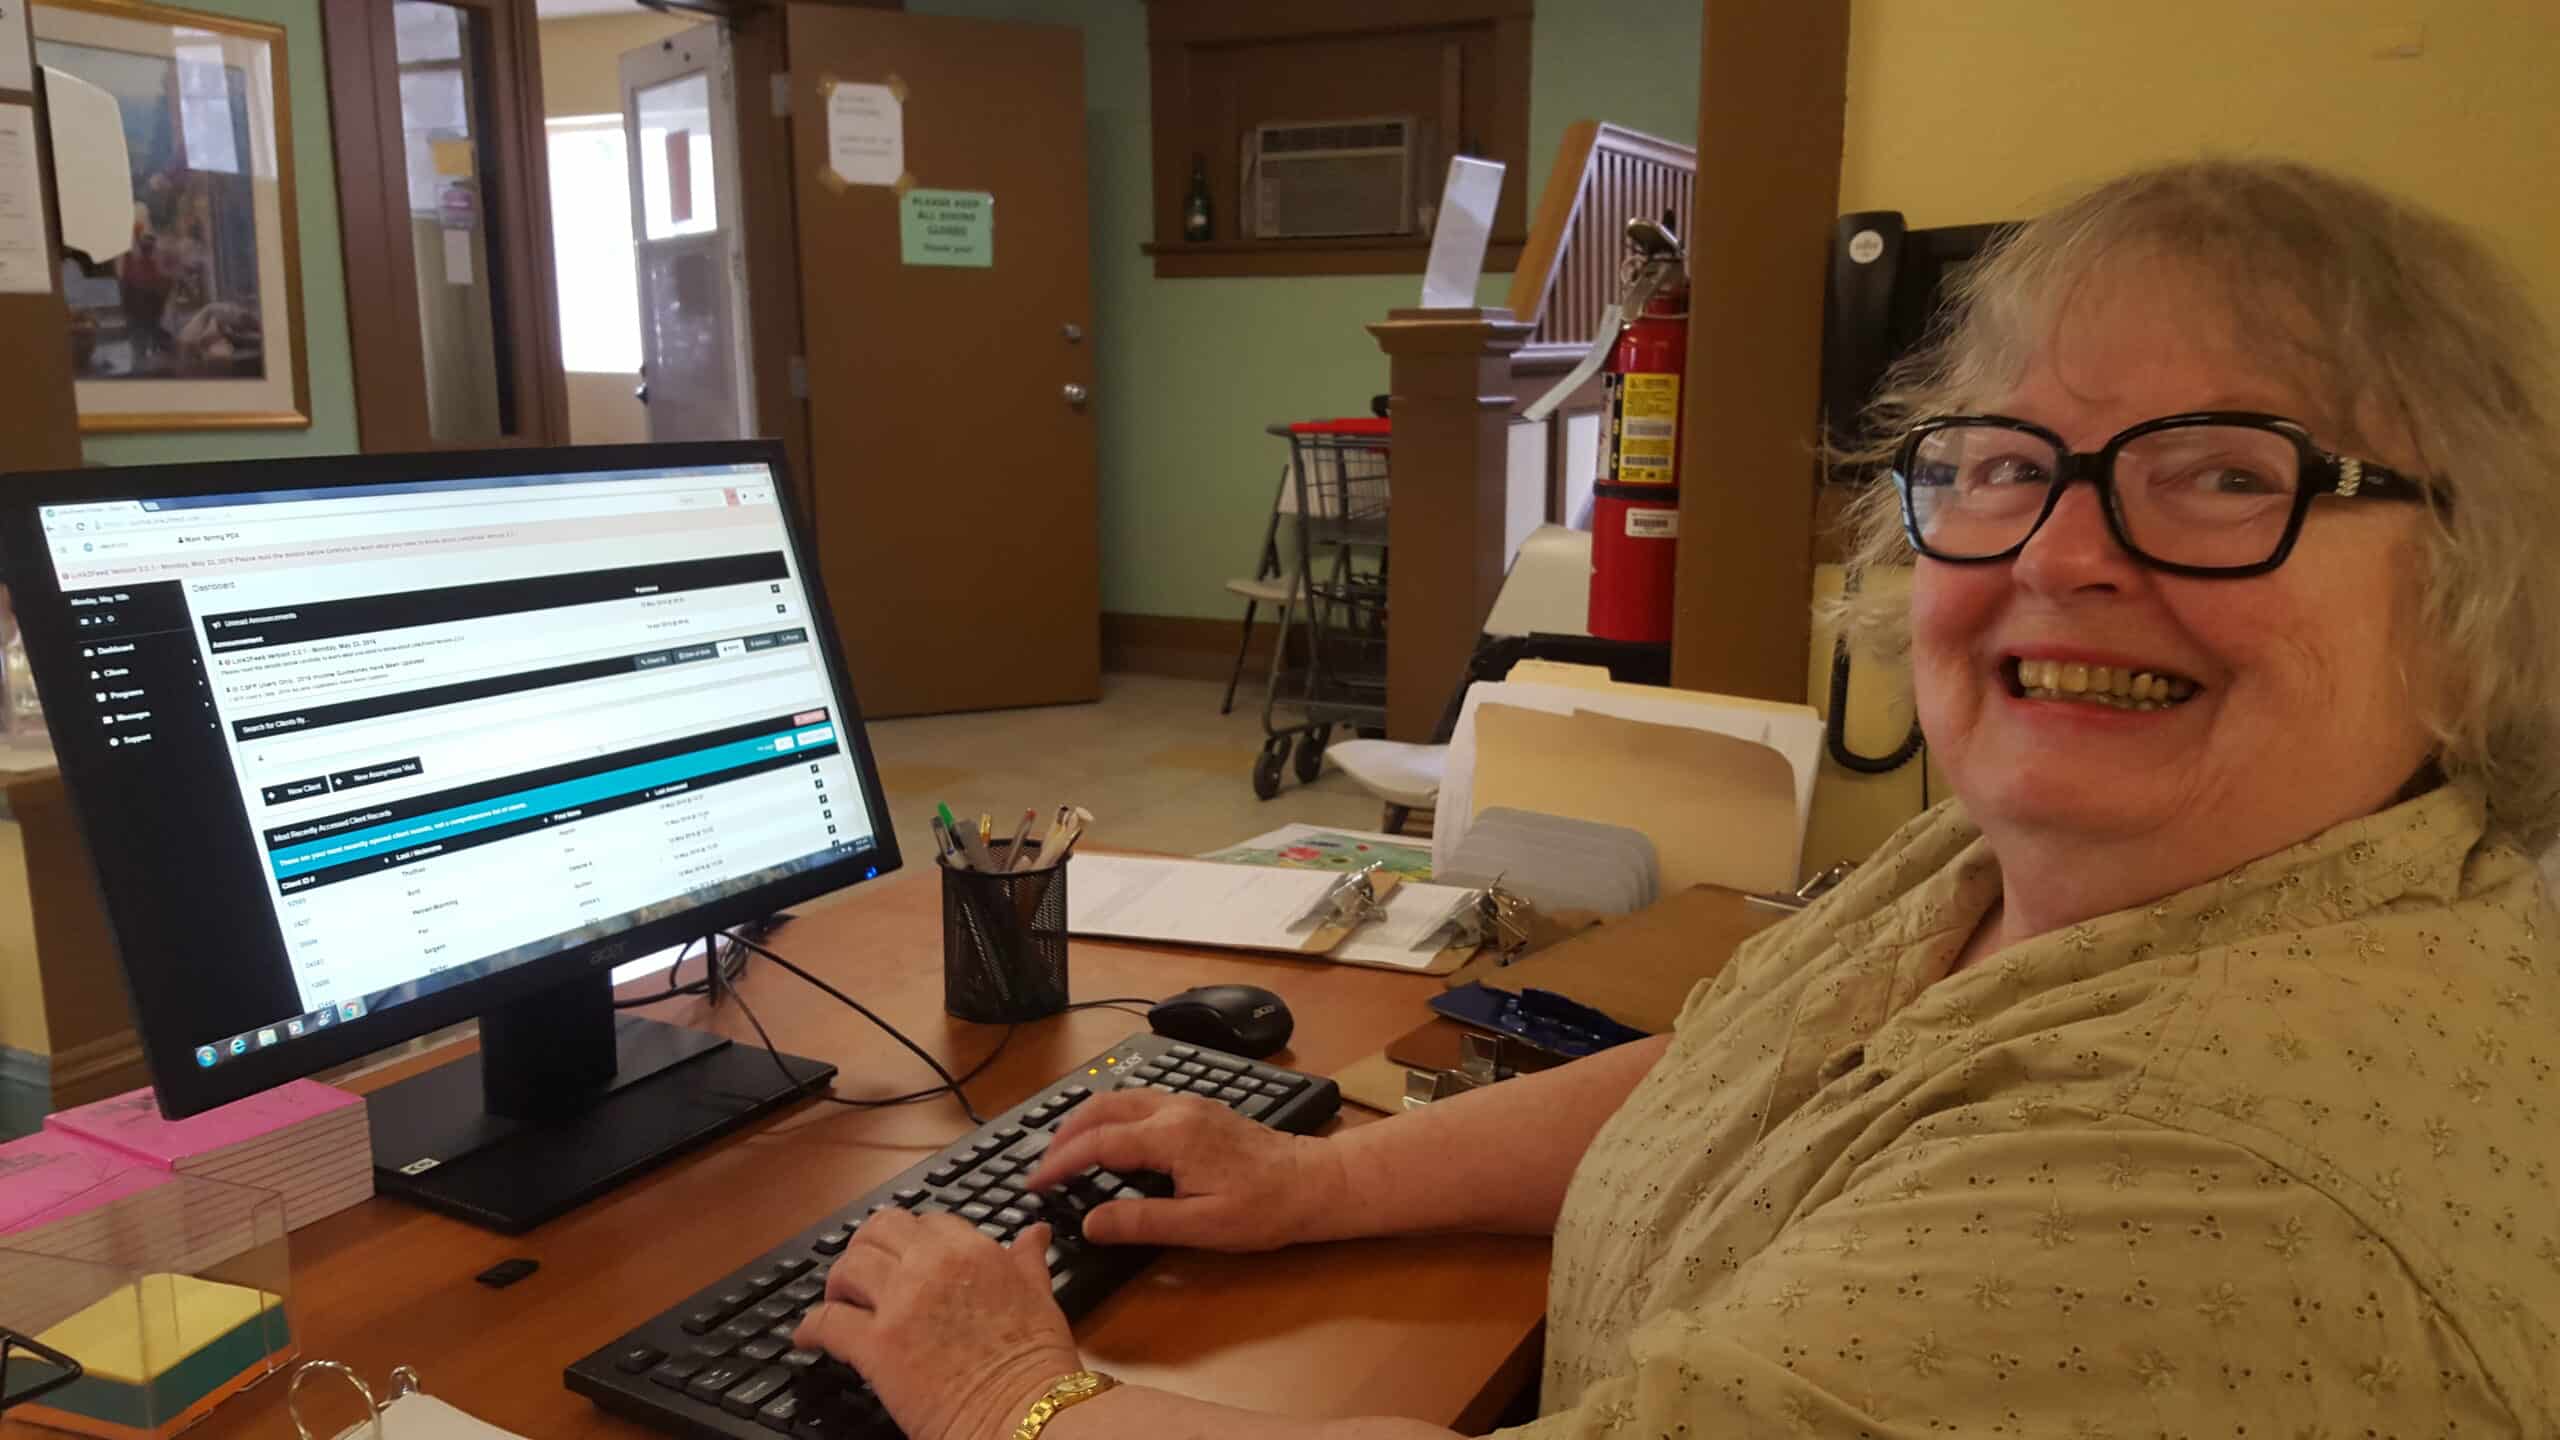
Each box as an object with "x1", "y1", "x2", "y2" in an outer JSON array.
[{"x1": 1830, "y1": 157, "x2": 2560, "y2": 849}]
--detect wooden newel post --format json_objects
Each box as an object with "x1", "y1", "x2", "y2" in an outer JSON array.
[{"x1": 1367, "y1": 307, "x2": 1533, "y2": 741}]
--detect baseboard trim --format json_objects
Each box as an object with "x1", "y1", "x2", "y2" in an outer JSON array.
[
  {"x1": 46, "y1": 1027, "x2": 148, "y2": 1108},
  {"x1": 1102, "y1": 611, "x2": 1297, "y2": 683}
]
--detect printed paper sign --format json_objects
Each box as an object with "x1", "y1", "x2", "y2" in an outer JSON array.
[
  {"x1": 0, "y1": 104, "x2": 52, "y2": 294},
  {"x1": 900, "y1": 188, "x2": 992, "y2": 269},
  {"x1": 826, "y1": 81, "x2": 903, "y2": 187},
  {"x1": 0, "y1": 0, "x2": 30, "y2": 92}
]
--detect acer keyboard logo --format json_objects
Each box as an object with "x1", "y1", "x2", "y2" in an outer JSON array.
[{"x1": 593, "y1": 942, "x2": 629, "y2": 965}]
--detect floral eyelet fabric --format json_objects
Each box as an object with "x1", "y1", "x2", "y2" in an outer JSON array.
[{"x1": 1515, "y1": 781, "x2": 2555, "y2": 1436}]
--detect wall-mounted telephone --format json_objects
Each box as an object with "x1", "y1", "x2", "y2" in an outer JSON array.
[{"x1": 1816, "y1": 210, "x2": 2015, "y2": 775}]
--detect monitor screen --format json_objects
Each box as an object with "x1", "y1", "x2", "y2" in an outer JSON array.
[{"x1": 0, "y1": 443, "x2": 899, "y2": 1117}]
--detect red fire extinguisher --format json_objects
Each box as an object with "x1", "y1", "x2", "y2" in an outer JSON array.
[{"x1": 1525, "y1": 217, "x2": 1688, "y2": 644}]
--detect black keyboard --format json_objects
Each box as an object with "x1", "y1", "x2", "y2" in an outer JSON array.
[{"x1": 565, "y1": 1031, "x2": 1340, "y2": 1440}]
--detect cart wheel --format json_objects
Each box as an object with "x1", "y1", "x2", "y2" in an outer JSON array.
[
  {"x1": 1252, "y1": 740, "x2": 1288, "y2": 800},
  {"x1": 1293, "y1": 727, "x2": 1329, "y2": 784}
]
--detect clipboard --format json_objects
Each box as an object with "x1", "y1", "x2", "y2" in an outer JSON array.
[{"x1": 1065, "y1": 854, "x2": 1479, "y2": 973}]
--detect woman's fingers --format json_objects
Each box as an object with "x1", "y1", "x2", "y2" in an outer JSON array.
[{"x1": 1024, "y1": 1092, "x2": 1179, "y2": 1189}]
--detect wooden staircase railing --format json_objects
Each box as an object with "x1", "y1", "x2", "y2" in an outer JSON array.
[{"x1": 1367, "y1": 122, "x2": 1695, "y2": 739}]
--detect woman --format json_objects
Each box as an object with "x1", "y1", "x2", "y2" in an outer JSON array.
[{"x1": 797, "y1": 159, "x2": 2560, "y2": 1436}]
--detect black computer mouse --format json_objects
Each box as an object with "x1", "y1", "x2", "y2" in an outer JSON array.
[{"x1": 1147, "y1": 984, "x2": 1293, "y2": 1059}]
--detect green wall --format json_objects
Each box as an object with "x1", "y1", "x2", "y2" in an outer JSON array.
[
  {"x1": 81, "y1": 0, "x2": 360, "y2": 465},
  {"x1": 911, "y1": 0, "x2": 1701, "y2": 619}
]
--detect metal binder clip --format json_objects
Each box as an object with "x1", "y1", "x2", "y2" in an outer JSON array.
[
  {"x1": 1745, "y1": 860, "x2": 1857, "y2": 915},
  {"x1": 1402, "y1": 1031, "x2": 1517, "y2": 1109},
  {"x1": 1293, "y1": 862, "x2": 1389, "y2": 933},
  {"x1": 289, "y1": 1361, "x2": 421, "y2": 1440},
  {"x1": 1441, "y1": 880, "x2": 1532, "y2": 965}
]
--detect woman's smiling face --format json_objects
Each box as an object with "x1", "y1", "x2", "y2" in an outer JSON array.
[{"x1": 1909, "y1": 267, "x2": 2439, "y2": 866}]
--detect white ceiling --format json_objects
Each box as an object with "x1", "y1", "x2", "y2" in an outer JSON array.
[{"x1": 535, "y1": 0, "x2": 654, "y2": 19}]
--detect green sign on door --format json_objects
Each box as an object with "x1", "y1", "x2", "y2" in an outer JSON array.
[{"x1": 900, "y1": 188, "x2": 993, "y2": 268}]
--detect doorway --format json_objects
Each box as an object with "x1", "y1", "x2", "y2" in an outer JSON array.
[{"x1": 534, "y1": 0, "x2": 750, "y2": 445}]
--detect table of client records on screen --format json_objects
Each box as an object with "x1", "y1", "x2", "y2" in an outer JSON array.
[{"x1": 34, "y1": 463, "x2": 881, "y2": 1060}]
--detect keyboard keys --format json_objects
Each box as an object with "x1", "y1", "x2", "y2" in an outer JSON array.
[
  {"x1": 578, "y1": 1039, "x2": 1338, "y2": 1440},
  {"x1": 648, "y1": 1357, "x2": 707, "y2": 1391},
  {"x1": 757, "y1": 1390, "x2": 804, "y2": 1433},
  {"x1": 687, "y1": 1360, "x2": 756, "y2": 1401},
  {"x1": 723, "y1": 1367, "x2": 796, "y2": 1418}
]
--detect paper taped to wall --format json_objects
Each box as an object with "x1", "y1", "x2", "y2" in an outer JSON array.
[{"x1": 825, "y1": 80, "x2": 903, "y2": 187}]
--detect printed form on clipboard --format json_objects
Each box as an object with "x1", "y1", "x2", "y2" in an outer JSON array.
[{"x1": 1065, "y1": 856, "x2": 1480, "y2": 973}]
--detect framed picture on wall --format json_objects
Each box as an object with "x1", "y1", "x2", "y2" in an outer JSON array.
[{"x1": 33, "y1": 0, "x2": 309, "y2": 431}]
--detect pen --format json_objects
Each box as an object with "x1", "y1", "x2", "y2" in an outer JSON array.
[
  {"x1": 929, "y1": 815, "x2": 963, "y2": 869},
  {"x1": 1001, "y1": 809, "x2": 1038, "y2": 871}
]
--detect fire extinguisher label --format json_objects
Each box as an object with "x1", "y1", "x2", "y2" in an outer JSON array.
[
  {"x1": 1607, "y1": 372, "x2": 1681, "y2": 485},
  {"x1": 1625, "y1": 507, "x2": 1679, "y2": 539}
]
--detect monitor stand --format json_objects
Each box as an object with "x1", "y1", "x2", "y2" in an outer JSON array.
[{"x1": 366, "y1": 968, "x2": 836, "y2": 1233}]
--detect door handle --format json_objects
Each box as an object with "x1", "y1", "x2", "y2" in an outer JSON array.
[
  {"x1": 634, "y1": 381, "x2": 650, "y2": 405},
  {"x1": 1062, "y1": 383, "x2": 1090, "y2": 408}
]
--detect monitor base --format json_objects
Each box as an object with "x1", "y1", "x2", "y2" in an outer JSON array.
[{"x1": 369, "y1": 1015, "x2": 836, "y2": 1234}]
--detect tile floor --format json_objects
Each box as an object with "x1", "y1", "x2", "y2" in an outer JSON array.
[{"x1": 862, "y1": 672, "x2": 1395, "y2": 860}]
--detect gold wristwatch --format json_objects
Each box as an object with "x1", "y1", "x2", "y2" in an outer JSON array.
[{"x1": 1011, "y1": 1369, "x2": 1119, "y2": 1440}]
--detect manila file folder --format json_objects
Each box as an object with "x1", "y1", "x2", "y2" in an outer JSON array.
[{"x1": 1469, "y1": 704, "x2": 1800, "y2": 895}]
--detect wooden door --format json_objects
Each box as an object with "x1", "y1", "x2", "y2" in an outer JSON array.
[{"x1": 785, "y1": 9, "x2": 1099, "y2": 717}]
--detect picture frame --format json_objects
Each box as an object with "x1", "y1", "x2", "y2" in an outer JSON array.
[{"x1": 32, "y1": 0, "x2": 309, "y2": 431}]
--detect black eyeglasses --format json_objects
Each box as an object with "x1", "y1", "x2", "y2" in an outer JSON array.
[{"x1": 1891, "y1": 411, "x2": 2441, "y2": 577}]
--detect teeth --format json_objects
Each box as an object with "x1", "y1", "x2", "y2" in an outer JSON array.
[{"x1": 2011, "y1": 657, "x2": 2198, "y2": 709}]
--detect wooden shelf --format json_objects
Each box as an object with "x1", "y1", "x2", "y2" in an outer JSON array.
[{"x1": 1144, "y1": 236, "x2": 1525, "y2": 279}]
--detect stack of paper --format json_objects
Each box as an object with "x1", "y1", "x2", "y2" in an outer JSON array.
[
  {"x1": 1438, "y1": 807, "x2": 1658, "y2": 916},
  {"x1": 45, "y1": 1081, "x2": 372, "y2": 1232},
  {"x1": 0, "y1": 1130, "x2": 175, "y2": 1331}
]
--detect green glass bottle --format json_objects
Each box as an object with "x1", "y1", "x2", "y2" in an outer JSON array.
[{"x1": 1184, "y1": 154, "x2": 1213, "y2": 242}]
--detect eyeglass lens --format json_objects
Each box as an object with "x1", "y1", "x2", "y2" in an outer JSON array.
[{"x1": 1906, "y1": 422, "x2": 2303, "y2": 569}]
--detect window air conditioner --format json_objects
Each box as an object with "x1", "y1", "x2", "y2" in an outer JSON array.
[{"x1": 1251, "y1": 117, "x2": 1417, "y2": 240}]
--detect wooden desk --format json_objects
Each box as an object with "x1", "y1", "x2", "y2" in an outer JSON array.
[{"x1": 25, "y1": 868, "x2": 1551, "y2": 1440}]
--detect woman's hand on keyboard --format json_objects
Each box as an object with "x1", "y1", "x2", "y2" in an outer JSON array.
[
  {"x1": 1020, "y1": 1091, "x2": 1347, "y2": 1252},
  {"x1": 795, "y1": 1207, "x2": 1081, "y2": 1440}
]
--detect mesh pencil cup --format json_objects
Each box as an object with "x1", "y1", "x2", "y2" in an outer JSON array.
[{"x1": 940, "y1": 843, "x2": 1069, "y2": 1023}]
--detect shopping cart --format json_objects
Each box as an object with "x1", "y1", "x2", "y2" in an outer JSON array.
[{"x1": 1252, "y1": 418, "x2": 1391, "y2": 799}]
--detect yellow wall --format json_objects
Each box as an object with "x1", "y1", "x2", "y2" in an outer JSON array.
[
  {"x1": 539, "y1": 10, "x2": 698, "y2": 119},
  {"x1": 1, "y1": 821, "x2": 47, "y2": 1054},
  {"x1": 1840, "y1": 0, "x2": 2560, "y2": 327}
]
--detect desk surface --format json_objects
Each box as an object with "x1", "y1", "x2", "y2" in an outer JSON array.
[{"x1": 33, "y1": 867, "x2": 1551, "y2": 1440}]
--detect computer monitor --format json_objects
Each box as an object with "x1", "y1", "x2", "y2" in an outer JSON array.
[{"x1": 0, "y1": 441, "x2": 901, "y2": 1232}]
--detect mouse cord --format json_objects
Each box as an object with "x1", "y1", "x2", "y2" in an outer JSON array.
[{"x1": 718, "y1": 929, "x2": 990, "y2": 1126}]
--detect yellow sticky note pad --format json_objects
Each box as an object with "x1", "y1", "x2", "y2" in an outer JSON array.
[{"x1": 430, "y1": 138, "x2": 475, "y2": 178}]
